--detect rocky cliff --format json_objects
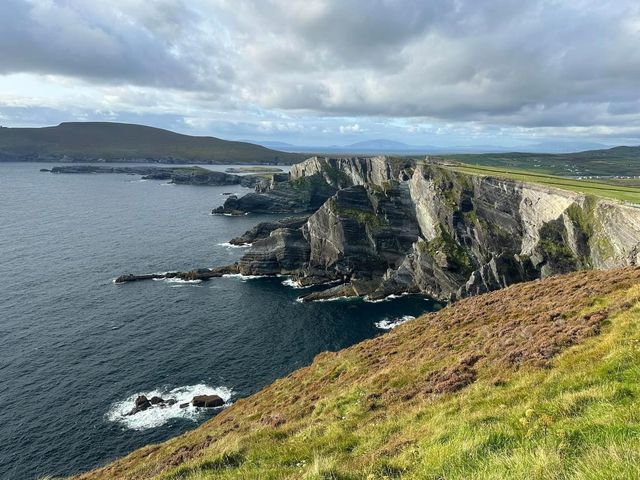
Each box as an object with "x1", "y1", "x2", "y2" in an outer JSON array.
[{"x1": 227, "y1": 156, "x2": 640, "y2": 302}]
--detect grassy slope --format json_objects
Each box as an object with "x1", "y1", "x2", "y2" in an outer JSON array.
[
  {"x1": 0, "y1": 123, "x2": 305, "y2": 164},
  {"x1": 449, "y1": 163, "x2": 640, "y2": 204},
  {"x1": 75, "y1": 268, "x2": 640, "y2": 480},
  {"x1": 445, "y1": 146, "x2": 640, "y2": 177}
]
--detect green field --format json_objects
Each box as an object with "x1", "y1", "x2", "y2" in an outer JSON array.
[
  {"x1": 449, "y1": 163, "x2": 640, "y2": 204},
  {"x1": 445, "y1": 145, "x2": 640, "y2": 177}
]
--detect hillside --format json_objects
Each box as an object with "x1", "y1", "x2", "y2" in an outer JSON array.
[
  {"x1": 75, "y1": 267, "x2": 640, "y2": 479},
  {"x1": 0, "y1": 122, "x2": 305, "y2": 165},
  {"x1": 446, "y1": 145, "x2": 640, "y2": 177}
]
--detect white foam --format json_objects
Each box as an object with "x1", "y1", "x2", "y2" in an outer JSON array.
[
  {"x1": 222, "y1": 273, "x2": 268, "y2": 280},
  {"x1": 282, "y1": 278, "x2": 305, "y2": 289},
  {"x1": 364, "y1": 292, "x2": 411, "y2": 303},
  {"x1": 164, "y1": 278, "x2": 202, "y2": 284},
  {"x1": 375, "y1": 315, "x2": 416, "y2": 330},
  {"x1": 106, "y1": 384, "x2": 233, "y2": 431},
  {"x1": 297, "y1": 295, "x2": 356, "y2": 303},
  {"x1": 217, "y1": 242, "x2": 251, "y2": 248}
]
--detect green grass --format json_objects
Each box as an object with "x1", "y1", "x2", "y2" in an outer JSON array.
[
  {"x1": 449, "y1": 163, "x2": 640, "y2": 204},
  {"x1": 445, "y1": 145, "x2": 640, "y2": 177},
  {"x1": 76, "y1": 269, "x2": 640, "y2": 480}
]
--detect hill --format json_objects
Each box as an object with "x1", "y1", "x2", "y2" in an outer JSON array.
[
  {"x1": 446, "y1": 145, "x2": 640, "y2": 177},
  {"x1": 0, "y1": 122, "x2": 305, "y2": 165},
  {"x1": 76, "y1": 267, "x2": 640, "y2": 479}
]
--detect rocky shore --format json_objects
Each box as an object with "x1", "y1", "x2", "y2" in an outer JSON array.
[
  {"x1": 114, "y1": 268, "x2": 226, "y2": 284},
  {"x1": 46, "y1": 165, "x2": 267, "y2": 187}
]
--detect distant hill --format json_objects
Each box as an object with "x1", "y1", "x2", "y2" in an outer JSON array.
[
  {"x1": 249, "y1": 138, "x2": 615, "y2": 156},
  {"x1": 0, "y1": 122, "x2": 306, "y2": 165}
]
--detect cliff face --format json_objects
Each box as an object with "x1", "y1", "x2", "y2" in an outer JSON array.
[{"x1": 230, "y1": 156, "x2": 640, "y2": 301}]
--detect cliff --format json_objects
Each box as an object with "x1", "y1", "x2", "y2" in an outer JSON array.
[
  {"x1": 228, "y1": 156, "x2": 640, "y2": 301},
  {"x1": 75, "y1": 267, "x2": 640, "y2": 479}
]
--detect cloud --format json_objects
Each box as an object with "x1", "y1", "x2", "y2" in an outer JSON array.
[
  {"x1": 1, "y1": 0, "x2": 640, "y2": 145},
  {"x1": 0, "y1": 0, "x2": 232, "y2": 91}
]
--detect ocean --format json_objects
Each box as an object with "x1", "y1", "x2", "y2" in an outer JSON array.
[{"x1": 0, "y1": 163, "x2": 436, "y2": 479}]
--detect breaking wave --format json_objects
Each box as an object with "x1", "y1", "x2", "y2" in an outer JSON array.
[
  {"x1": 374, "y1": 315, "x2": 416, "y2": 330},
  {"x1": 106, "y1": 384, "x2": 233, "y2": 431}
]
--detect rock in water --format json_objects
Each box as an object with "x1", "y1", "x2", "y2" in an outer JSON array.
[
  {"x1": 192, "y1": 394, "x2": 224, "y2": 408},
  {"x1": 127, "y1": 395, "x2": 152, "y2": 416},
  {"x1": 149, "y1": 396, "x2": 165, "y2": 405}
]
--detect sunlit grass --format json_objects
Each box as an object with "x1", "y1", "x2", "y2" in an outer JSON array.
[
  {"x1": 75, "y1": 272, "x2": 640, "y2": 479},
  {"x1": 450, "y1": 163, "x2": 640, "y2": 204}
]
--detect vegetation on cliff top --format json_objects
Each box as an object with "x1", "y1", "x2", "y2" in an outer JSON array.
[
  {"x1": 450, "y1": 163, "x2": 640, "y2": 204},
  {"x1": 445, "y1": 145, "x2": 640, "y2": 177},
  {"x1": 75, "y1": 268, "x2": 640, "y2": 479}
]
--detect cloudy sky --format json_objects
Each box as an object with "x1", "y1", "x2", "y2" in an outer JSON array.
[{"x1": 1, "y1": 0, "x2": 640, "y2": 148}]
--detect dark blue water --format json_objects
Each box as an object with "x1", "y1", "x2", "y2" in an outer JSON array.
[{"x1": 0, "y1": 163, "x2": 436, "y2": 479}]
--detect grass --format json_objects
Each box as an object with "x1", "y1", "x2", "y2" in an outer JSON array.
[
  {"x1": 75, "y1": 268, "x2": 640, "y2": 479},
  {"x1": 448, "y1": 163, "x2": 640, "y2": 204},
  {"x1": 445, "y1": 145, "x2": 640, "y2": 177}
]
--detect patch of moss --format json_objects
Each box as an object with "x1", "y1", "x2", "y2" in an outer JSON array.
[
  {"x1": 537, "y1": 220, "x2": 578, "y2": 272},
  {"x1": 336, "y1": 206, "x2": 388, "y2": 228},
  {"x1": 421, "y1": 227, "x2": 473, "y2": 273}
]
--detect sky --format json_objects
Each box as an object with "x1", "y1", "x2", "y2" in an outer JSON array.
[{"x1": 1, "y1": 0, "x2": 640, "y2": 148}]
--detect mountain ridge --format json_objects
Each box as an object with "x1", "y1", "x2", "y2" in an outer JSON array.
[{"x1": 0, "y1": 122, "x2": 305, "y2": 165}]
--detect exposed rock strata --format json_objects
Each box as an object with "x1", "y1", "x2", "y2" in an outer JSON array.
[{"x1": 225, "y1": 156, "x2": 640, "y2": 302}]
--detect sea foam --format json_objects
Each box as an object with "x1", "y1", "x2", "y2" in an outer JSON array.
[
  {"x1": 217, "y1": 242, "x2": 251, "y2": 248},
  {"x1": 374, "y1": 315, "x2": 416, "y2": 330},
  {"x1": 106, "y1": 384, "x2": 233, "y2": 431}
]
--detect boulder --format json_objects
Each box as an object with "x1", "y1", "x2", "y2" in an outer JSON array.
[
  {"x1": 179, "y1": 402, "x2": 190, "y2": 409},
  {"x1": 127, "y1": 395, "x2": 152, "y2": 415},
  {"x1": 149, "y1": 396, "x2": 165, "y2": 405},
  {"x1": 192, "y1": 394, "x2": 224, "y2": 408}
]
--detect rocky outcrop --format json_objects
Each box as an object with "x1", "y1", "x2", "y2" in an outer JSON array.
[
  {"x1": 229, "y1": 216, "x2": 309, "y2": 245},
  {"x1": 192, "y1": 395, "x2": 224, "y2": 408},
  {"x1": 225, "y1": 156, "x2": 640, "y2": 302},
  {"x1": 211, "y1": 156, "x2": 415, "y2": 215},
  {"x1": 49, "y1": 165, "x2": 265, "y2": 187},
  {"x1": 212, "y1": 172, "x2": 337, "y2": 215},
  {"x1": 114, "y1": 268, "x2": 223, "y2": 284}
]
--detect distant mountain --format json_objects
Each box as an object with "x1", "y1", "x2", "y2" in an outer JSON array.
[
  {"x1": 249, "y1": 138, "x2": 615, "y2": 155},
  {"x1": 0, "y1": 122, "x2": 306, "y2": 165},
  {"x1": 345, "y1": 139, "x2": 424, "y2": 150}
]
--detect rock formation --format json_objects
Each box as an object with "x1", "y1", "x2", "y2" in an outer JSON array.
[
  {"x1": 224, "y1": 156, "x2": 640, "y2": 302},
  {"x1": 48, "y1": 165, "x2": 266, "y2": 187}
]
